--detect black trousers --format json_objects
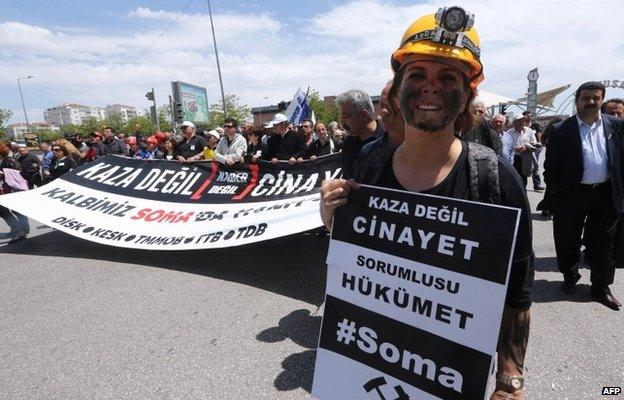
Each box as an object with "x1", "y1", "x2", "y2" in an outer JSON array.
[
  {"x1": 513, "y1": 156, "x2": 528, "y2": 187},
  {"x1": 552, "y1": 181, "x2": 617, "y2": 287}
]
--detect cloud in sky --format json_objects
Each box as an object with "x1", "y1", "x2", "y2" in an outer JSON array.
[{"x1": 1, "y1": 0, "x2": 623, "y2": 125}]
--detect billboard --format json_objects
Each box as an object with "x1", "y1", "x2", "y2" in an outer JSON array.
[{"x1": 171, "y1": 81, "x2": 210, "y2": 124}]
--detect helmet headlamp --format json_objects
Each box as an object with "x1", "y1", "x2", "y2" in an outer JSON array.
[
  {"x1": 398, "y1": 6, "x2": 480, "y2": 61},
  {"x1": 435, "y1": 6, "x2": 474, "y2": 33}
]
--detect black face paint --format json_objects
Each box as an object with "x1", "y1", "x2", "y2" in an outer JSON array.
[{"x1": 399, "y1": 85, "x2": 464, "y2": 132}]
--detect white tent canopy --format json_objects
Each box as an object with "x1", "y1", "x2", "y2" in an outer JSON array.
[
  {"x1": 477, "y1": 84, "x2": 571, "y2": 114},
  {"x1": 477, "y1": 90, "x2": 514, "y2": 107}
]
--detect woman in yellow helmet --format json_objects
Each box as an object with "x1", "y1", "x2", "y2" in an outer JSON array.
[{"x1": 321, "y1": 7, "x2": 533, "y2": 400}]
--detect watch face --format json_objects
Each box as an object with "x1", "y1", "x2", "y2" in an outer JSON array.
[{"x1": 511, "y1": 378, "x2": 522, "y2": 389}]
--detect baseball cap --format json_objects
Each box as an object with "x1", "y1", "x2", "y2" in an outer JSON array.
[
  {"x1": 181, "y1": 121, "x2": 195, "y2": 129},
  {"x1": 266, "y1": 113, "x2": 288, "y2": 128},
  {"x1": 155, "y1": 132, "x2": 166, "y2": 141},
  {"x1": 146, "y1": 136, "x2": 159, "y2": 144},
  {"x1": 512, "y1": 114, "x2": 525, "y2": 122},
  {"x1": 126, "y1": 137, "x2": 137, "y2": 145},
  {"x1": 207, "y1": 130, "x2": 220, "y2": 140}
]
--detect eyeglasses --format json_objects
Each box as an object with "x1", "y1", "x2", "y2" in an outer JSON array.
[
  {"x1": 223, "y1": 125, "x2": 235, "y2": 129},
  {"x1": 52, "y1": 148, "x2": 62, "y2": 152}
]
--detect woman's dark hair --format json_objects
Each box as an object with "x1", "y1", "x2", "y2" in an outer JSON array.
[
  {"x1": 249, "y1": 127, "x2": 262, "y2": 137},
  {"x1": 224, "y1": 117, "x2": 238, "y2": 128},
  {"x1": 52, "y1": 143, "x2": 69, "y2": 156},
  {"x1": 388, "y1": 64, "x2": 475, "y2": 134}
]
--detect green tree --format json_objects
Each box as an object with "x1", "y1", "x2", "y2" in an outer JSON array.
[
  {"x1": 59, "y1": 124, "x2": 81, "y2": 137},
  {"x1": 39, "y1": 129, "x2": 64, "y2": 142},
  {"x1": 101, "y1": 113, "x2": 125, "y2": 134},
  {"x1": 209, "y1": 94, "x2": 251, "y2": 128},
  {"x1": 80, "y1": 117, "x2": 102, "y2": 137},
  {"x1": 0, "y1": 108, "x2": 13, "y2": 130},
  {"x1": 307, "y1": 89, "x2": 339, "y2": 124},
  {"x1": 125, "y1": 116, "x2": 154, "y2": 136},
  {"x1": 157, "y1": 104, "x2": 173, "y2": 132}
]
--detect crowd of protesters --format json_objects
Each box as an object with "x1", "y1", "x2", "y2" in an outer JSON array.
[{"x1": 0, "y1": 108, "x2": 355, "y2": 242}]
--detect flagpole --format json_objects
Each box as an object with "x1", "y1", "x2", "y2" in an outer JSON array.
[{"x1": 207, "y1": 0, "x2": 227, "y2": 119}]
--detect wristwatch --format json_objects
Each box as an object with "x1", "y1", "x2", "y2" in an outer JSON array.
[{"x1": 495, "y1": 372, "x2": 524, "y2": 391}]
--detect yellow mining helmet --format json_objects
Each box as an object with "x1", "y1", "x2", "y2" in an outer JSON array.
[{"x1": 391, "y1": 6, "x2": 484, "y2": 89}]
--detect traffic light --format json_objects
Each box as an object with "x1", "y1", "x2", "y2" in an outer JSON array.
[
  {"x1": 150, "y1": 105, "x2": 157, "y2": 125},
  {"x1": 175, "y1": 102, "x2": 184, "y2": 123},
  {"x1": 145, "y1": 89, "x2": 155, "y2": 101},
  {"x1": 500, "y1": 103, "x2": 508, "y2": 115}
]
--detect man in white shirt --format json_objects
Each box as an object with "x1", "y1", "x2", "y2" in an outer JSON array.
[
  {"x1": 501, "y1": 114, "x2": 538, "y2": 186},
  {"x1": 544, "y1": 81, "x2": 624, "y2": 310},
  {"x1": 214, "y1": 117, "x2": 247, "y2": 165}
]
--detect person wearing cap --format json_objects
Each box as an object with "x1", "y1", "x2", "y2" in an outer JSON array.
[
  {"x1": 213, "y1": 117, "x2": 247, "y2": 166},
  {"x1": 175, "y1": 121, "x2": 207, "y2": 161},
  {"x1": 321, "y1": 7, "x2": 533, "y2": 399},
  {"x1": 10, "y1": 142, "x2": 20, "y2": 160},
  {"x1": 84, "y1": 132, "x2": 103, "y2": 162},
  {"x1": 502, "y1": 114, "x2": 539, "y2": 187},
  {"x1": 126, "y1": 136, "x2": 139, "y2": 158},
  {"x1": 262, "y1": 113, "x2": 307, "y2": 164},
  {"x1": 101, "y1": 126, "x2": 128, "y2": 156},
  {"x1": 336, "y1": 89, "x2": 384, "y2": 179},
  {"x1": 522, "y1": 111, "x2": 545, "y2": 191},
  {"x1": 198, "y1": 130, "x2": 220, "y2": 160},
  {"x1": 135, "y1": 136, "x2": 163, "y2": 160}
]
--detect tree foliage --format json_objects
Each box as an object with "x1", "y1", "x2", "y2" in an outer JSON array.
[
  {"x1": 307, "y1": 89, "x2": 339, "y2": 125},
  {"x1": 209, "y1": 94, "x2": 251, "y2": 128},
  {"x1": 0, "y1": 108, "x2": 13, "y2": 129}
]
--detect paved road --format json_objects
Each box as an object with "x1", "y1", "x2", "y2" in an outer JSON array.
[{"x1": 0, "y1": 188, "x2": 622, "y2": 399}]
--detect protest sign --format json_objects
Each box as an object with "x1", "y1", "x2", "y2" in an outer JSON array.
[
  {"x1": 0, "y1": 155, "x2": 341, "y2": 250},
  {"x1": 312, "y1": 185, "x2": 521, "y2": 400}
]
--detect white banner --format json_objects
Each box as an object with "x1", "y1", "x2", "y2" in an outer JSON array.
[{"x1": 0, "y1": 155, "x2": 342, "y2": 250}]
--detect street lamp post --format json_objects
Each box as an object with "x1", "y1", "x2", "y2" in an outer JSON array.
[
  {"x1": 258, "y1": 96, "x2": 268, "y2": 126},
  {"x1": 206, "y1": 0, "x2": 228, "y2": 119},
  {"x1": 17, "y1": 75, "x2": 34, "y2": 138}
]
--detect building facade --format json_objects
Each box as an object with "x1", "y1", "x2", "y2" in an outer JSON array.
[
  {"x1": 44, "y1": 103, "x2": 142, "y2": 126},
  {"x1": 7, "y1": 122, "x2": 60, "y2": 141},
  {"x1": 44, "y1": 103, "x2": 91, "y2": 126}
]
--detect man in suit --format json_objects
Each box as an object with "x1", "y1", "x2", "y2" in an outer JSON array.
[
  {"x1": 262, "y1": 113, "x2": 308, "y2": 164},
  {"x1": 545, "y1": 81, "x2": 624, "y2": 310}
]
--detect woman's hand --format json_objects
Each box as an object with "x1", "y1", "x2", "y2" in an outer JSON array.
[{"x1": 320, "y1": 179, "x2": 359, "y2": 231}]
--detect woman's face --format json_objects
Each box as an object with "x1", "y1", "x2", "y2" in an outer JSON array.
[{"x1": 398, "y1": 60, "x2": 468, "y2": 132}]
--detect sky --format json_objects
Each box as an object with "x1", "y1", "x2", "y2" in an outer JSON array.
[{"x1": 1, "y1": 0, "x2": 624, "y2": 126}]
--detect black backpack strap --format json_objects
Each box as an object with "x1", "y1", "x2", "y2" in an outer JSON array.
[{"x1": 467, "y1": 142, "x2": 501, "y2": 204}]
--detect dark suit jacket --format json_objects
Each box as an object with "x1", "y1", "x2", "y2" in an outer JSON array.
[
  {"x1": 262, "y1": 129, "x2": 308, "y2": 160},
  {"x1": 544, "y1": 113, "x2": 624, "y2": 213}
]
